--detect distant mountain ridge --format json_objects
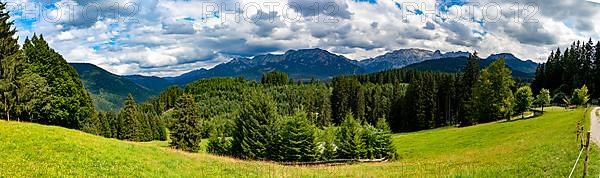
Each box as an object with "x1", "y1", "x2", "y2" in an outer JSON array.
[
  {"x1": 404, "y1": 54, "x2": 538, "y2": 79},
  {"x1": 71, "y1": 48, "x2": 538, "y2": 111},
  {"x1": 167, "y1": 48, "x2": 365, "y2": 85},
  {"x1": 357, "y1": 48, "x2": 471, "y2": 73}
]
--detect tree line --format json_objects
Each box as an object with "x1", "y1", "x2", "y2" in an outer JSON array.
[
  {"x1": 0, "y1": 3, "x2": 94, "y2": 130},
  {"x1": 532, "y1": 39, "x2": 600, "y2": 101},
  {"x1": 172, "y1": 89, "x2": 397, "y2": 162}
]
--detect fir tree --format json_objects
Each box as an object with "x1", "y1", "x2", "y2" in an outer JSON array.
[
  {"x1": 457, "y1": 53, "x2": 479, "y2": 126},
  {"x1": 231, "y1": 91, "x2": 278, "y2": 160},
  {"x1": 0, "y1": 2, "x2": 21, "y2": 121},
  {"x1": 336, "y1": 114, "x2": 365, "y2": 159},
  {"x1": 170, "y1": 94, "x2": 203, "y2": 152},
  {"x1": 120, "y1": 94, "x2": 142, "y2": 141},
  {"x1": 278, "y1": 111, "x2": 317, "y2": 162}
]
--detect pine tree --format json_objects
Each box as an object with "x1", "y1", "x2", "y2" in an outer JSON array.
[
  {"x1": 170, "y1": 94, "x2": 203, "y2": 152},
  {"x1": 514, "y1": 86, "x2": 534, "y2": 119},
  {"x1": 231, "y1": 91, "x2": 278, "y2": 160},
  {"x1": 457, "y1": 53, "x2": 479, "y2": 126},
  {"x1": 278, "y1": 111, "x2": 317, "y2": 162},
  {"x1": 0, "y1": 2, "x2": 21, "y2": 121},
  {"x1": 336, "y1": 114, "x2": 365, "y2": 159},
  {"x1": 120, "y1": 94, "x2": 143, "y2": 141}
]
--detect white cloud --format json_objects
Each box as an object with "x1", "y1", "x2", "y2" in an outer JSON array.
[{"x1": 8, "y1": 0, "x2": 600, "y2": 76}]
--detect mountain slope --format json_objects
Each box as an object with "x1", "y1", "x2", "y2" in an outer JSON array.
[
  {"x1": 0, "y1": 108, "x2": 597, "y2": 177},
  {"x1": 124, "y1": 75, "x2": 173, "y2": 92},
  {"x1": 70, "y1": 63, "x2": 158, "y2": 111},
  {"x1": 169, "y1": 48, "x2": 365, "y2": 85},
  {"x1": 404, "y1": 55, "x2": 537, "y2": 79}
]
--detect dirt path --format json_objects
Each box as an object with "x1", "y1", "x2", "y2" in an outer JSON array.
[{"x1": 590, "y1": 107, "x2": 600, "y2": 146}]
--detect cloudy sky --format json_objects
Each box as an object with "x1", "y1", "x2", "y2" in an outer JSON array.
[{"x1": 6, "y1": 0, "x2": 600, "y2": 77}]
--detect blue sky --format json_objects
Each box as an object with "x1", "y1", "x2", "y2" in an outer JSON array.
[{"x1": 5, "y1": 0, "x2": 600, "y2": 76}]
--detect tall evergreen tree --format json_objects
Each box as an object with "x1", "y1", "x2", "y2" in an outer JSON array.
[
  {"x1": 336, "y1": 114, "x2": 365, "y2": 159},
  {"x1": 170, "y1": 94, "x2": 203, "y2": 152},
  {"x1": 231, "y1": 91, "x2": 278, "y2": 160},
  {"x1": 277, "y1": 111, "x2": 317, "y2": 162},
  {"x1": 457, "y1": 53, "x2": 479, "y2": 126},
  {"x1": 0, "y1": 2, "x2": 21, "y2": 121},
  {"x1": 120, "y1": 94, "x2": 142, "y2": 141}
]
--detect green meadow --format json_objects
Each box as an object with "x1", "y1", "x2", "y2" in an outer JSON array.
[{"x1": 1, "y1": 107, "x2": 598, "y2": 177}]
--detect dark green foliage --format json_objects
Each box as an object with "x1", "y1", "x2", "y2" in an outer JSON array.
[
  {"x1": 335, "y1": 114, "x2": 365, "y2": 159},
  {"x1": 22, "y1": 35, "x2": 95, "y2": 129},
  {"x1": 261, "y1": 71, "x2": 288, "y2": 86},
  {"x1": 276, "y1": 111, "x2": 317, "y2": 162},
  {"x1": 170, "y1": 94, "x2": 203, "y2": 152},
  {"x1": 331, "y1": 77, "x2": 365, "y2": 124},
  {"x1": 231, "y1": 91, "x2": 278, "y2": 160},
  {"x1": 533, "y1": 40, "x2": 600, "y2": 98},
  {"x1": 267, "y1": 84, "x2": 332, "y2": 127},
  {"x1": 120, "y1": 94, "x2": 144, "y2": 141},
  {"x1": 144, "y1": 86, "x2": 183, "y2": 114},
  {"x1": 457, "y1": 54, "x2": 479, "y2": 126}
]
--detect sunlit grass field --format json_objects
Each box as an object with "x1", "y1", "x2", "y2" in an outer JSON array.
[{"x1": 1, "y1": 107, "x2": 598, "y2": 177}]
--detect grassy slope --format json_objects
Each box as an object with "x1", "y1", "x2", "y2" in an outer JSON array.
[{"x1": 1, "y1": 107, "x2": 598, "y2": 177}]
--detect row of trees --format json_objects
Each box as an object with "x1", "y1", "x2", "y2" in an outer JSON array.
[
  {"x1": 201, "y1": 91, "x2": 396, "y2": 161},
  {"x1": 334, "y1": 54, "x2": 548, "y2": 132},
  {"x1": 532, "y1": 39, "x2": 600, "y2": 99},
  {"x1": 83, "y1": 94, "x2": 168, "y2": 142},
  {"x1": 0, "y1": 3, "x2": 94, "y2": 129}
]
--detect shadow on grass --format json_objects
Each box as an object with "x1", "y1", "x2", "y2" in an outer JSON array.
[{"x1": 499, "y1": 112, "x2": 543, "y2": 124}]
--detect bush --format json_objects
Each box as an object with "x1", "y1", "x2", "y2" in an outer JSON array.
[{"x1": 207, "y1": 130, "x2": 232, "y2": 156}]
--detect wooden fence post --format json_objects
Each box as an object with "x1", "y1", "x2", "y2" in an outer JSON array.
[{"x1": 583, "y1": 131, "x2": 590, "y2": 177}]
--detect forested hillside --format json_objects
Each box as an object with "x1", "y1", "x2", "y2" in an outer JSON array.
[{"x1": 70, "y1": 63, "x2": 160, "y2": 111}]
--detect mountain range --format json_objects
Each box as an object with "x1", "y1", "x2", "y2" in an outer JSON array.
[{"x1": 70, "y1": 48, "x2": 539, "y2": 111}]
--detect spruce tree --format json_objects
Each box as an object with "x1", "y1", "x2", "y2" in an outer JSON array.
[
  {"x1": 231, "y1": 91, "x2": 278, "y2": 160},
  {"x1": 457, "y1": 53, "x2": 479, "y2": 126},
  {"x1": 170, "y1": 94, "x2": 203, "y2": 152},
  {"x1": 278, "y1": 111, "x2": 317, "y2": 162},
  {"x1": 120, "y1": 94, "x2": 142, "y2": 141},
  {"x1": 336, "y1": 114, "x2": 365, "y2": 159},
  {"x1": 0, "y1": 2, "x2": 21, "y2": 121}
]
